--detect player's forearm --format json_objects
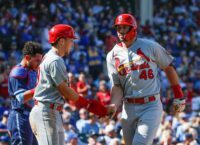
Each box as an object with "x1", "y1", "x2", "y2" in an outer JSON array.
[
  {"x1": 15, "y1": 88, "x2": 35, "y2": 103},
  {"x1": 23, "y1": 88, "x2": 35, "y2": 102},
  {"x1": 64, "y1": 87, "x2": 79, "y2": 101},
  {"x1": 111, "y1": 84, "x2": 123, "y2": 108},
  {"x1": 164, "y1": 65, "x2": 184, "y2": 98},
  {"x1": 164, "y1": 65, "x2": 180, "y2": 85},
  {"x1": 57, "y1": 81, "x2": 79, "y2": 101},
  {"x1": 57, "y1": 82, "x2": 109, "y2": 117}
]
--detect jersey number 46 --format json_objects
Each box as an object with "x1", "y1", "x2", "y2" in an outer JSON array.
[{"x1": 139, "y1": 69, "x2": 154, "y2": 80}]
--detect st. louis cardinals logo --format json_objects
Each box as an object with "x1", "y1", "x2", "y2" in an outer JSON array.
[
  {"x1": 114, "y1": 48, "x2": 154, "y2": 79},
  {"x1": 115, "y1": 57, "x2": 131, "y2": 76}
]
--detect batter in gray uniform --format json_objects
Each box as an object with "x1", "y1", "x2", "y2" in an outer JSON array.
[
  {"x1": 29, "y1": 24, "x2": 115, "y2": 145},
  {"x1": 107, "y1": 14, "x2": 186, "y2": 145}
]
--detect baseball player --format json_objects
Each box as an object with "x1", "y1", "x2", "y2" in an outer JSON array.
[
  {"x1": 29, "y1": 24, "x2": 115, "y2": 145},
  {"x1": 106, "y1": 13, "x2": 186, "y2": 145},
  {"x1": 7, "y1": 41, "x2": 43, "y2": 145}
]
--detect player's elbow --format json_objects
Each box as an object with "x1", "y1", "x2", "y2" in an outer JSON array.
[{"x1": 163, "y1": 65, "x2": 176, "y2": 74}]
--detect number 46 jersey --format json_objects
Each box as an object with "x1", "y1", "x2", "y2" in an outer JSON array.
[{"x1": 106, "y1": 38, "x2": 174, "y2": 98}]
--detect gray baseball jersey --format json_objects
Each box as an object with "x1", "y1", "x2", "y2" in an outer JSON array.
[
  {"x1": 107, "y1": 38, "x2": 174, "y2": 98},
  {"x1": 34, "y1": 49, "x2": 67, "y2": 105}
]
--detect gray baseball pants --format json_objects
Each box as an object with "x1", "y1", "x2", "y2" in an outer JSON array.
[
  {"x1": 121, "y1": 94, "x2": 163, "y2": 145},
  {"x1": 29, "y1": 102, "x2": 64, "y2": 145}
]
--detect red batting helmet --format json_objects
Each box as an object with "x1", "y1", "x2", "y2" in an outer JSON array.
[
  {"x1": 49, "y1": 24, "x2": 78, "y2": 44},
  {"x1": 114, "y1": 13, "x2": 137, "y2": 41}
]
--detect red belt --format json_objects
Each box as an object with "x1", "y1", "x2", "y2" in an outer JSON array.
[
  {"x1": 124, "y1": 96, "x2": 156, "y2": 104},
  {"x1": 34, "y1": 100, "x2": 63, "y2": 112}
]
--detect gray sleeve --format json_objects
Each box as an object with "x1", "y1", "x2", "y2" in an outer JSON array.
[
  {"x1": 49, "y1": 59, "x2": 67, "y2": 86},
  {"x1": 106, "y1": 52, "x2": 120, "y2": 87},
  {"x1": 153, "y1": 43, "x2": 174, "y2": 69}
]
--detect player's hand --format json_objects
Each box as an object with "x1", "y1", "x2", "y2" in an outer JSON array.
[
  {"x1": 173, "y1": 98, "x2": 186, "y2": 113},
  {"x1": 99, "y1": 104, "x2": 117, "y2": 121},
  {"x1": 105, "y1": 104, "x2": 119, "y2": 120},
  {"x1": 106, "y1": 104, "x2": 117, "y2": 117}
]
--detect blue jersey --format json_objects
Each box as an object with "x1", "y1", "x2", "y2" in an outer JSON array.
[{"x1": 8, "y1": 64, "x2": 37, "y2": 111}]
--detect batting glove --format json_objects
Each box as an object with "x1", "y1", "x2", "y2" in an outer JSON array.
[{"x1": 173, "y1": 98, "x2": 186, "y2": 113}]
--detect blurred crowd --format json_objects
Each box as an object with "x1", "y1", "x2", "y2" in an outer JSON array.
[{"x1": 0, "y1": 0, "x2": 200, "y2": 145}]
